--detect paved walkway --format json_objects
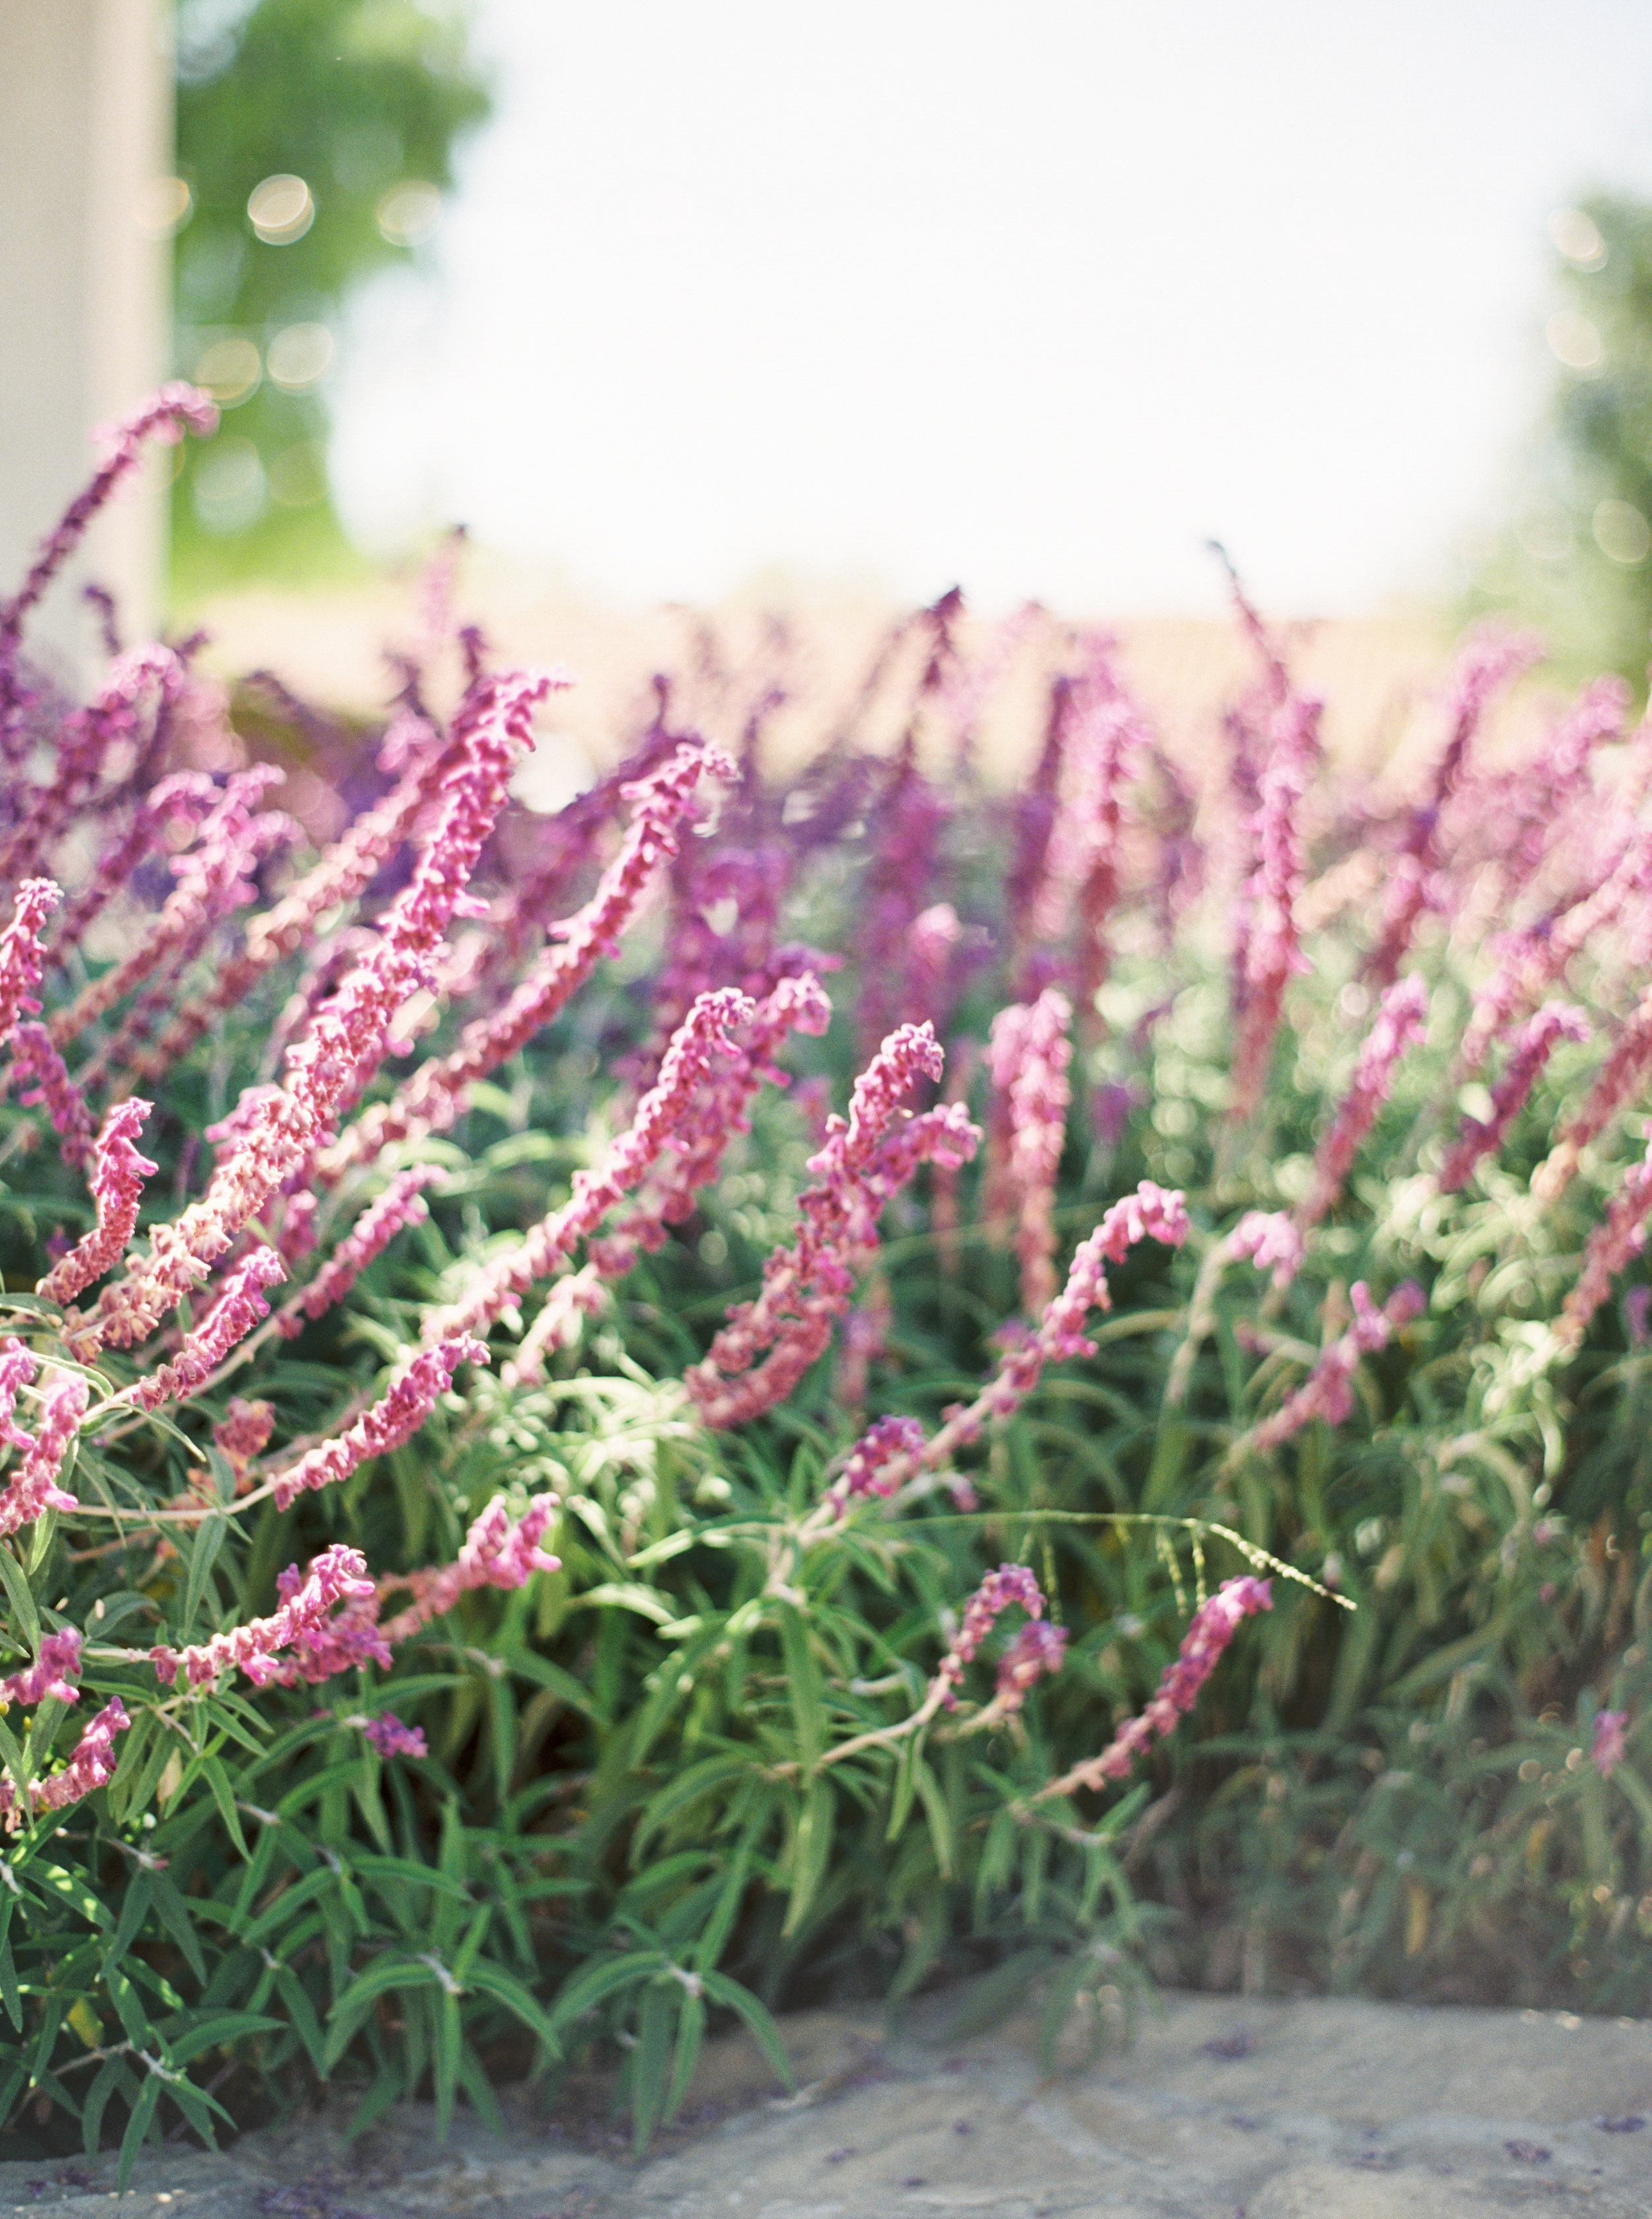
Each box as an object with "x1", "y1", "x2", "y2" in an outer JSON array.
[{"x1": 4, "y1": 1988, "x2": 1651, "y2": 2217}]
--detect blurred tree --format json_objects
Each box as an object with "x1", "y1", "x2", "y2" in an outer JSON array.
[
  {"x1": 168, "y1": 0, "x2": 491, "y2": 593},
  {"x1": 1474, "y1": 196, "x2": 1652, "y2": 693}
]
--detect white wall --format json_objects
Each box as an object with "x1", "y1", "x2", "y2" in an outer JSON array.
[{"x1": 0, "y1": 0, "x2": 169, "y2": 683}]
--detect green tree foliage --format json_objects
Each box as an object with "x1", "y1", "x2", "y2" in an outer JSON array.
[
  {"x1": 1476, "y1": 196, "x2": 1652, "y2": 692},
  {"x1": 170, "y1": 0, "x2": 491, "y2": 589}
]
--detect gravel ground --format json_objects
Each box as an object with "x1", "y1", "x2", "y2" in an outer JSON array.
[{"x1": 3, "y1": 1988, "x2": 1651, "y2": 2218}]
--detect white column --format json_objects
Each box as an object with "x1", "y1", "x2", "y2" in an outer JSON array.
[{"x1": 0, "y1": 0, "x2": 170, "y2": 684}]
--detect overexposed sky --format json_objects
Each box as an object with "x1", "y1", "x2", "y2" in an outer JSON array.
[{"x1": 329, "y1": 0, "x2": 1652, "y2": 615}]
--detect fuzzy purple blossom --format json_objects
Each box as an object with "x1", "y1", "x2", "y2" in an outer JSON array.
[
  {"x1": 985, "y1": 988, "x2": 1073, "y2": 1314},
  {"x1": 270, "y1": 1335, "x2": 485, "y2": 1510},
  {"x1": 0, "y1": 1629, "x2": 82, "y2": 1710},
  {"x1": 1229, "y1": 694, "x2": 1320, "y2": 1122},
  {"x1": 1439, "y1": 1001, "x2": 1589, "y2": 1192},
  {"x1": 687, "y1": 1022, "x2": 981, "y2": 1428},
  {"x1": 826, "y1": 1413, "x2": 929, "y2": 1519},
  {"x1": 377, "y1": 1495, "x2": 560, "y2": 1645},
  {"x1": 1244, "y1": 1281, "x2": 1423, "y2": 1455},
  {"x1": 359, "y1": 1713, "x2": 427, "y2": 1759},
  {"x1": 1593, "y1": 1710, "x2": 1629, "y2": 1778},
  {"x1": 994, "y1": 1619, "x2": 1069, "y2": 1716},
  {"x1": 9, "y1": 1023, "x2": 96, "y2": 1171},
  {"x1": 0, "y1": 880, "x2": 60, "y2": 1052},
  {"x1": 1560, "y1": 1132, "x2": 1652, "y2": 1348},
  {"x1": 277, "y1": 1166, "x2": 443, "y2": 1336},
  {"x1": 932, "y1": 1563, "x2": 1047, "y2": 1710},
  {"x1": 151, "y1": 1543, "x2": 377, "y2": 1689},
  {"x1": 120, "y1": 1247, "x2": 285, "y2": 1411},
  {"x1": 1230, "y1": 1210, "x2": 1305, "y2": 1289},
  {"x1": 24, "y1": 1697, "x2": 131, "y2": 1817},
  {"x1": 1041, "y1": 1577, "x2": 1273, "y2": 1797},
  {"x1": 1297, "y1": 973, "x2": 1429, "y2": 1232},
  {"x1": 38, "y1": 1098, "x2": 157, "y2": 1307},
  {"x1": 0, "y1": 1371, "x2": 86, "y2": 1536}
]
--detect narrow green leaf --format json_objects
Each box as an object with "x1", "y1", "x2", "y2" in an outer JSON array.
[
  {"x1": 698, "y1": 1972, "x2": 794, "y2": 2092},
  {"x1": 117, "y1": 2072, "x2": 161, "y2": 2193}
]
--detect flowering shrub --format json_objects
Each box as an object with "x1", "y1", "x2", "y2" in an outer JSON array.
[{"x1": 0, "y1": 392, "x2": 1651, "y2": 2173}]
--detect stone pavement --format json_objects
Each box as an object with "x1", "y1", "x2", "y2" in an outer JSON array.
[{"x1": 3, "y1": 1988, "x2": 1650, "y2": 2218}]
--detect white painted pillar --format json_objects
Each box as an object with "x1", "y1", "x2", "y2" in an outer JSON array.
[{"x1": 0, "y1": 0, "x2": 170, "y2": 684}]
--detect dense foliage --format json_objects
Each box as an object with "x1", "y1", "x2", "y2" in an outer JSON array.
[{"x1": 0, "y1": 394, "x2": 1651, "y2": 2180}]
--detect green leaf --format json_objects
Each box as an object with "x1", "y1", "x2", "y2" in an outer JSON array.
[
  {"x1": 463, "y1": 1960, "x2": 561, "y2": 2054},
  {"x1": 698, "y1": 1972, "x2": 794, "y2": 2092},
  {"x1": 782, "y1": 1778, "x2": 835, "y2": 1937},
  {"x1": 663, "y1": 1988, "x2": 706, "y2": 2126},
  {"x1": 117, "y1": 2071, "x2": 161, "y2": 2194},
  {"x1": 182, "y1": 1511, "x2": 229, "y2": 1639},
  {"x1": 0, "y1": 1547, "x2": 38, "y2": 1654},
  {"x1": 778, "y1": 1604, "x2": 824, "y2": 1770},
  {"x1": 547, "y1": 1950, "x2": 661, "y2": 2032},
  {"x1": 28, "y1": 1862, "x2": 110, "y2": 1928},
  {"x1": 632, "y1": 1979, "x2": 675, "y2": 2152},
  {"x1": 102, "y1": 1874, "x2": 153, "y2": 1978}
]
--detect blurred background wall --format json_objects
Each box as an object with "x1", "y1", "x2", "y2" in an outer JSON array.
[{"x1": 0, "y1": 0, "x2": 170, "y2": 681}]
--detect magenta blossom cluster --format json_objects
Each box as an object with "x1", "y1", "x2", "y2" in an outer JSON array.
[
  {"x1": 932, "y1": 1563, "x2": 1047, "y2": 1711},
  {"x1": 151, "y1": 1544, "x2": 377, "y2": 1690},
  {"x1": 0, "y1": 1628, "x2": 82, "y2": 1709},
  {"x1": 825, "y1": 1413, "x2": 929, "y2": 1519},
  {"x1": 1593, "y1": 1709, "x2": 1630, "y2": 1778},
  {"x1": 271, "y1": 1336, "x2": 485, "y2": 1511},
  {"x1": 38, "y1": 1098, "x2": 157, "y2": 1306},
  {"x1": 357, "y1": 1712, "x2": 428, "y2": 1760},
  {"x1": 1246, "y1": 1281, "x2": 1425, "y2": 1456},
  {"x1": 1041, "y1": 1577, "x2": 1273, "y2": 1797},
  {"x1": 0, "y1": 1698, "x2": 131, "y2": 1826},
  {"x1": 687, "y1": 1022, "x2": 981, "y2": 1428},
  {"x1": 1439, "y1": 1001, "x2": 1589, "y2": 1193},
  {"x1": 1296, "y1": 973, "x2": 1429, "y2": 1234},
  {"x1": 985, "y1": 987, "x2": 1074, "y2": 1314}
]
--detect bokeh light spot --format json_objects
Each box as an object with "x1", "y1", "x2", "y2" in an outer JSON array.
[
  {"x1": 1548, "y1": 207, "x2": 1606, "y2": 269},
  {"x1": 248, "y1": 174, "x2": 315, "y2": 245},
  {"x1": 266, "y1": 322, "x2": 335, "y2": 391},
  {"x1": 192, "y1": 334, "x2": 262, "y2": 405},
  {"x1": 1546, "y1": 310, "x2": 1602, "y2": 371},
  {"x1": 267, "y1": 443, "x2": 330, "y2": 509},
  {"x1": 192, "y1": 439, "x2": 267, "y2": 535},
  {"x1": 135, "y1": 176, "x2": 192, "y2": 240},
  {"x1": 375, "y1": 180, "x2": 442, "y2": 248},
  {"x1": 1593, "y1": 498, "x2": 1651, "y2": 566}
]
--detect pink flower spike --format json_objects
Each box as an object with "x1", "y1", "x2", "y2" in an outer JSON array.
[
  {"x1": 1439, "y1": 1001, "x2": 1589, "y2": 1193},
  {"x1": 985, "y1": 989, "x2": 1073, "y2": 1314},
  {"x1": 1593, "y1": 1709, "x2": 1629, "y2": 1778},
  {"x1": 931, "y1": 1563, "x2": 1047, "y2": 1710},
  {"x1": 278, "y1": 1166, "x2": 442, "y2": 1336},
  {"x1": 0, "y1": 1371, "x2": 86, "y2": 1536},
  {"x1": 826, "y1": 1413, "x2": 929, "y2": 1519},
  {"x1": 1298, "y1": 973, "x2": 1429, "y2": 1229},
  {"x1": 1230, "y1": 1211, "x2": 1304, "y2": 1291},
  {"x1": 1042, "y1": 1577, "x2": 1272, "y2": 1798},
  {"x1": 0, "y1": 881, "x2": 60, "y2": 1051},
  {"x1": 270, "y1": 1335, "x2": 486, "y2": 1511},
  {"x1": 359, "y1": 1713, "x2": 427, "y2": 1759},
  {"x1": 994, "y1": 1618, "x2": 1070, "y2": 1717},
  {"x1": 120, "y1": 1248, "x2": 285, "y2": 1412},
  {"x1": 8, "y1": 1024, "x2": 96, "y2": 1171},
  {"x1": 1243, "y1": 1281, "x2": 1418, "y2": 1456},
  {"x1": 377, "y1": 1494, "x2": 560, "y2": 1645},
  {"x1": 37, "y1": 1099, "x2": 157, "y2": 1307},
  {"x1": 151, "y1": 1543, "x2": 377, "y2": 1690},
  {"x1": 0, "y1": 1629, "x2": 82, "y2": 1709},
  {"x1": 686, "y1": 1022, "x2": 980, "y2": 1428},
  {"x1": 1561, "y1": 1131, "x2": 1652, "y2": 1349},
  {"x1": 29, "y1": 1697, "x2": 131, "y2": 1814}
]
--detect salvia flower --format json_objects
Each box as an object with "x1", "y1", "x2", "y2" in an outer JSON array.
[
  {"x1": 24, "y1": 1698, "x2": 131, "y2": 1818},
  {"x1": 993, "y1": 1619, "x2": 1070, "y2": 1718},
  {"x1": 985, "y1": 987, "x2": 1073, "y2": 1314},
  {"x1": 1244, "y1": 1281, "x2": 1423, "y2": 1456},
  {"x1": 151, "y1": 1544, "x2": 377, "y2": 1689},
  {"x1": 120, "y1": 1247, "x2": 285, "y2": 1411},
  {"x1": 37, "y1": 1098, "x2": 157, "y2": 1306},
  {"x1": 1559, "y1": 1131, "x2": 1652, "y2": 1347},
  {"x1": 687, "y1": 1022, "x2": 981, "y2": 1427},
  {"x1": 1040, "y1": 1577, "x2": 1273, "y2": 1797},
  {"x1": 358, "y1": 1713, "x2": 427, "y2": 1760},
  {"x1": 0, "y1": 880, "x2": 59, "y2": 1051},
  {"x1": 212, "y1": 1396, "x2": 275, "y2": 1484},
  {"x1": 1230, "y1": 1210, "x2": 1305, "y2": 1289},
  {"x1": 932, "y1": 1563, "x2": 1047, "y2": 1710},
  {"x1": 271, "y1": 1335, "x2": 485, "y2": 1510},
  {"x1": 1593, "y1": 1709, "x2": 1630, "y2": 1779},
  {"x1": 9, "y1": 1023, "x2": 96, "y2": 1171},
  {"x1": 0, "y1": 1371, "x2": 87, "y2": 1536},
  {"x1": 426, "y1": 988, "x2": 759, "y2": 1345},
  {"x1": 1229, "y1": 693, "x2": 1320, "y2": 1122},
  {"x1": 826, "y1": 1413, "x2": 929, "y2": 1519},
  {"x1": 320, "y1": 739, "x2": 729, "y2": 1180},
  {"x1": 1296, "y1": 973, "x2": 1429, "y2": 1232},
  {"x1": 1439, "y1": 1001, "x2": 1589, "y2": 1192},
  {"x1": 0, "y1": 1629, "x2": 82, "y2": 1710},
  {"x1": 378, "y1": 1495, "x2": 560, "y2": 1645},
  {"x1": 278, "y1": 1166, "x2": 443, "y2": 1336}
]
